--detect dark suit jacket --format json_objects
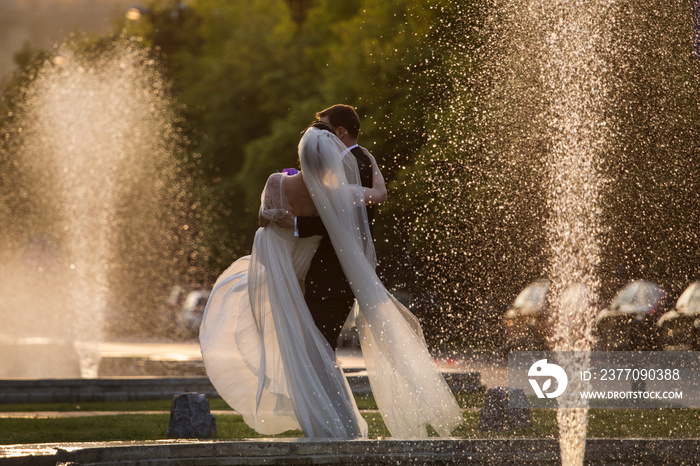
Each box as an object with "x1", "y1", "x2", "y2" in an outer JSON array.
[{"x1": 297, "y1": 145, "x2": 375, "y2": 299}]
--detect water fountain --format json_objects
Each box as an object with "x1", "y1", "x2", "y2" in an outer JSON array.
[
  {"x1": 405, "y1": 0, "x2": 699, "y2": 464},
  {"x1": 0, "y1": 1, "x2": 699, "y2": 464},
  {"x1": 539, "y1": 1, "x2": 609, "y2": 463},
  {"x1": 0, "y1": 36, "x2": 196, "y2": 378}
]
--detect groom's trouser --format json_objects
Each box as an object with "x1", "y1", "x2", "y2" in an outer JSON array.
[{"x1": 306, "y1": 296, "x2": 355, "y2": 351}]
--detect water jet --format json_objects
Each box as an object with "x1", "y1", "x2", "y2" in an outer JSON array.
[{"x1": 0, "y1": 37, "x2": 195, "y2": 378}]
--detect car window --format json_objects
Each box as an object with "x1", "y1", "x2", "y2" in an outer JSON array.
[
  {"x1": 514, "y1": 283, "x2": 548, "y2": 308},
  {"x1": 677, "y1": 282, "x2": 700, "y2": 311},
  {"x1": 611, "y1": 282, "x2": 640, "y2": 307},
  {"x1": 633, "y1": 284, "x2": 658, "y2": 307},
  {"x1": 689, "y1": 287, "x2": 700, "y2": 310}
]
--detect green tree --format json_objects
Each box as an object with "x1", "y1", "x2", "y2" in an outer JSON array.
[
  {"x1": 119, "y1": 0, "x2": 496, "y2": 346},
  {"x1": 124, "y1": 0, "x2": 311, "y2": 272},
  {"x1": 228, "y1": 0, "x2": 492, "y2": 346}
]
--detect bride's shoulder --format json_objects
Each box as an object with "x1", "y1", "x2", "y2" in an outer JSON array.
[
  {"x1": 264, "y1": 172, "x2": 285, "y2": 187},
  {"x1": 264, "y1": 171, "x2": 303, "y2": 196}
]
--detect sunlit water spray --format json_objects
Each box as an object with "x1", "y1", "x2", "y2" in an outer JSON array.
[
  {"x1": 474, "y1": 0, "x2": 611, "y2": 463},
  {"x1": 0, "y1": 38, "x2": 194, "y2": 378},
  {"x1": 539, "y1": 1, "x2": 611, "y2": 464},
  {"x1": 405, "y1": 1, "x2": 614, "y2": 464}
]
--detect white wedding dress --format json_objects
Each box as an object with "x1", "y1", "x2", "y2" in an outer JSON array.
[
  {"x1": 200, "y1": 127, "x2": 463, "y2": 440},
  {"x1": 199, "y1": 172, "x2": 367, "y2": 438}
]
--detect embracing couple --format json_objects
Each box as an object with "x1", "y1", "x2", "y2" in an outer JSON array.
[{"x1": 199, "y1": 105, "x2": 462, "y2": 439}]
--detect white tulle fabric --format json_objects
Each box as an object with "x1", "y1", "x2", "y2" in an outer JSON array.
[
  {"x1": 199, "y1": 172, "x2": 367, "y2": 438},
  {"x1": 200, "y1": 127, "x2": 462, "y2": 440},
  {"x1": 298, "y1": 128, "x2": 463, "y2": 438}
]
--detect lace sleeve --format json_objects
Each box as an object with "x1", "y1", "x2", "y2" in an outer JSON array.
[{"x1": 259, "y1": 173, "x2": 287, "y2": 221}]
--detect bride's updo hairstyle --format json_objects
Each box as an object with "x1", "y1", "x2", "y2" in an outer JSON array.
[{"x1": 300, "y1": 119, "x2": 335, "y2": 136}]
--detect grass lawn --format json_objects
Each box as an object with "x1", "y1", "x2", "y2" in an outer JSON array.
[{"x1": 1, "y1": 394, "x2": 700, "y2": 445}]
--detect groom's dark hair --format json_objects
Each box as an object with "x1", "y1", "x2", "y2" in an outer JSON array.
[{"x1": 316, "y1": 104, "x2": 361, "y2": 139}]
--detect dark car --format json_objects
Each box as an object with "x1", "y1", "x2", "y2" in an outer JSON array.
[
  {"x1": 595, "y1": 280, "x2": 669, "y2": 351},
  {"x1": 337, "y1": 309, "x2": 361, "y2": 349},
  {"x1": 657, "y1": 281, "x2": 700, "y2": 350},
  {"x1": 502, "y1": 279, "x2": 551, "y2": 354}
]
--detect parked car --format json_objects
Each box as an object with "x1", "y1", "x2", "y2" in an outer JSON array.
[
  {"x1": 657, "y1": 281, "x2": 700, "y2": 350},
  {"x1": 176, "y1": 290, "x2": 210, "y2": 338},
  {"x1": 595, "y1": 280, "x2": 668, "y2": 351},
  {"x1": 502, "y1": 279, "x2": 551, "y2": 354},
  {"x1": 337, "y1": 306, "x2": 361, "y2": 349}
]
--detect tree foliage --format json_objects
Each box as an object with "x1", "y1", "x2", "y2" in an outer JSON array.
[{"x1": 3, "y1": 0, "x2": 699, "y2": 347}]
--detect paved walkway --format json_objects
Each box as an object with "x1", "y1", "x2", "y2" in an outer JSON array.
[
  {"x1": 3, "y1": 438, "x2": 562, "y2": 465},
  {"x1": 4, "y1": 438, "x2": 700, "y2": 465}
]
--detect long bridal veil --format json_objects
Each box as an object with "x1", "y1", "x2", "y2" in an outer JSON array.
[
  {"x1": 200, "y1": 170, "x2": 366, "y2": 439},
  {"x1": 299, "y1": 128, "x2": 463, "y2": 438}
]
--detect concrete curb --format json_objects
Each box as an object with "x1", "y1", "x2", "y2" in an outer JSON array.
[
  {"x1": 2, "y1": 438, "x2": 700, "y2": 465},
  {"x1": 0, "y1": 373, "x2": 483, "y2": 404},
  {"x1": 0, "y1": 378, "x2": 218, "y2": 404}
]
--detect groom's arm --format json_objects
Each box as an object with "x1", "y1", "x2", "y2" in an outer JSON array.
[{"x1": 361, "y1": 148, "x2": 387, "y2": 205}]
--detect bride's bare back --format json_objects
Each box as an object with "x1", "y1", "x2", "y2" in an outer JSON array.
[
  {"x1": 258, "y1": 171, "x2": 317, "y2": 228},
  {"x1": 282, "y1": 172, "x2": 318, "y2": 217}
]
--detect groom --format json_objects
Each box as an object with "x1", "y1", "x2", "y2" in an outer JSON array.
[{"x1": 279, "y1": 104, "x2": 387, "y2": 350}]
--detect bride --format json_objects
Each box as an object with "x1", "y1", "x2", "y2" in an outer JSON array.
[{"x1": 199, "y1": 125, "x2": 463, "y2": 439}]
